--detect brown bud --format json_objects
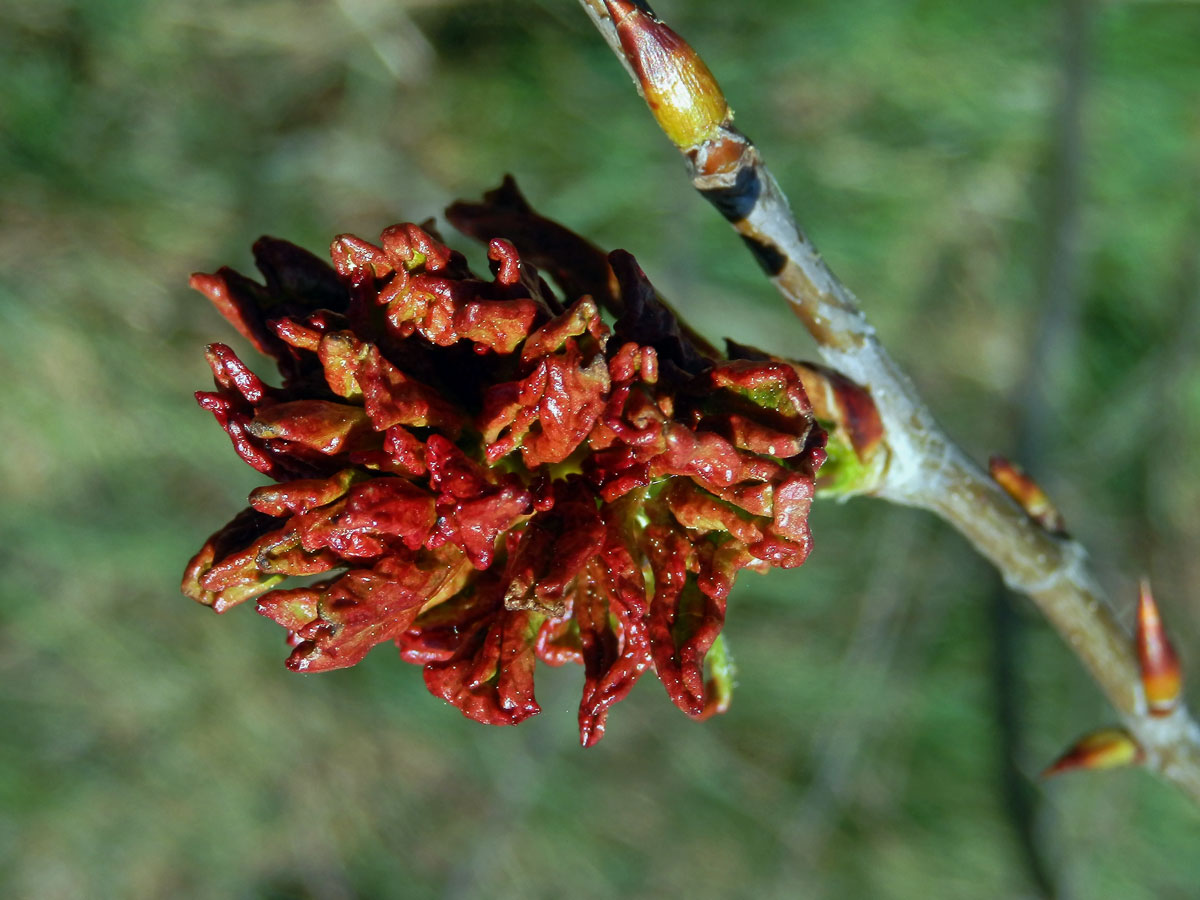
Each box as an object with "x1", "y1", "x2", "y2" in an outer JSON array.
[
  {"x1": 1041, "y1": 727, "x2": 1142, "y2": 778},
  {"x1": 1136, "y1": 578, "x2": 1183, "y2": 716},
  {"x1": 605, "y1": 0, "x2": 731, "y2": 149},
  {"x1": 989, "y1": 455, "x2": 1067, "y2": 536},
  {"x1": 792, "y1": 361, "x2": 884, "y2": 462}
]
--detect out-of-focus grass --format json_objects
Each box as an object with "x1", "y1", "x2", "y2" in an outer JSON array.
[{"x1": 2, "y1": 0, "x2": 1198, "y2": 897}]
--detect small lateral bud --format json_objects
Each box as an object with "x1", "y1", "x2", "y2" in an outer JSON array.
[
  {"x1": 1042, "y1": 727, "x2": 1142, "y2": 778},
  {"x1": 605, "y1": 0, "x2": 731, "y2": 149},
  {"x1": 988, "y1": 455, "x2": 1067, "y2": 536},
  {"x1": 790, "y1": 360, "x2": 884, "y2": 462},
  {"x1": 1136, "y1": 578, "x2": 1183, "y2": 716}
]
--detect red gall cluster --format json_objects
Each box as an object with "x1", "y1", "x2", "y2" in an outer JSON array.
[{"x1": 183, "y1": 181, "x2": 825, "y2": 745}]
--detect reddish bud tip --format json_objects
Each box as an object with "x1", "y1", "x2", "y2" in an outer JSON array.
[
  {"x1": 791, "y1": 361, "x2": 884, "y2": 460},
  {"x1": 988, "y1": 455, "x2": 1067, "y2": 536},
  {"x1": 1041, "y1": 727, "x2": 1142, "y2": 778},
  {"x1": 1136, "y1": 578, "x2": 1183, "y2": 716},
  {"x1": 604, "y1": 0, "x2": 731, "y2": 149}
]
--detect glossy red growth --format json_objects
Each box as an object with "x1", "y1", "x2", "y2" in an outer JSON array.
[{"x1": 183, "y1": 180, "x2": 825, "y2": 743}]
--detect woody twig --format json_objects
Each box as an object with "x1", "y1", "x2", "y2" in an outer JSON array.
[{"x1": 578, "y1": 0, "x2": 1200, "y2": 804}]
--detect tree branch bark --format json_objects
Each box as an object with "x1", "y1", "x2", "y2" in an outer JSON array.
[{"x1": 576, "y1": 0, "x2": 1200, "y2": 806}]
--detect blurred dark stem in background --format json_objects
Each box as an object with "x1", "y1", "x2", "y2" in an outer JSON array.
[{"x1": 990, "y1": 0, "x2": 1093, "y2": 896}]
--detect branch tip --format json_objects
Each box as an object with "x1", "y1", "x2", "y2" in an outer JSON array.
[{"x1": 603, "y1": 0, "x2": 731, "y2": 150}]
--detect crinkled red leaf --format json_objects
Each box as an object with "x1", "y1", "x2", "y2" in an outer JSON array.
[
  {"x1": 406, "y1": 577, "x2": 542, "y2": 726},
  {"x1": 499, "y1": 477, "x2": 605, "y2": 616},
  {"x1": 247, "y1": 399, "x2": 373, "y2": 456},
  {"x1": 287, "y1": 476, "x2": 436, "y2": 560},
  {"x1": 446, "y1": 176, "x2": 621, "y2": 315},
  {"x1": 481, "y1": 299, "x2": 611, "y2": 467},
  {"x1": 182, "y1": 514, "x2": 338, "y2": 614},
  {"x1": 535, "y1": 608, "x2": 584, "y2": 667},
  {"x1": 260, "y1": 549, "x2": 469, "y2": 673},
  {"x1": 425, "y1": 435, "x2": 532, "y2": 569},
  {"x1": 248, "y1": 468, "x2": 361, "y2": 517},
  {"x1": 575, "y1": 530, "x2": 652, "y2": 746},
  {"x1": 641, "y1": 520, "x2": 743, "y2": 718}
]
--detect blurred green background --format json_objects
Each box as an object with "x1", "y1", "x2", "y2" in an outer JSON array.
[{"x1": 2, "y1": 0, "x2": 1199, "y2": 897}]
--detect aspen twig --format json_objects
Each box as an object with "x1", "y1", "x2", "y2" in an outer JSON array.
[{"x1": 577, "y1": 0, "x2": 1200, "y2": 804}]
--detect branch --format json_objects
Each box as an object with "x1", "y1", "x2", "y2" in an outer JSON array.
[{"x1": 578, "y1": 0, "x2": 1200, "y2": 804}]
